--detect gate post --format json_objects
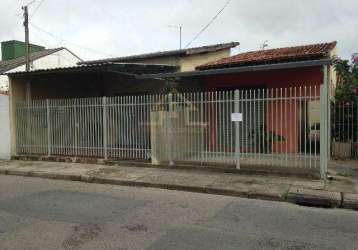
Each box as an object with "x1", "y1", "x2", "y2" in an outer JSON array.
[
  {"x1": 320, "y1": 65, "x2": 329, "y2": 180},
  {"x1": 103, "y1": 96, "x2": 108, "y2": 160},
  {"x1": 46, "y1": 99, "x2": 51, "y2": 157},
  {"x1": 234, "y1": 90, "x2": 241, "y2": 169}
]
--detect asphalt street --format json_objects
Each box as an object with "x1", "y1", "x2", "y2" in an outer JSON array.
[{"x1": 0, "y1": 175, "x2": 357, "y2": 250}]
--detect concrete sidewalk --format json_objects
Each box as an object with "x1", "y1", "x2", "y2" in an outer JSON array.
[{"x1": 0, "y1": 160, "x2": 357, "y2": 210}]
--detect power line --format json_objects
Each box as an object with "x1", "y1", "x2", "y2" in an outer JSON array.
[
  {"x1": 185, "y1": 0, "x2": 231, "y2": 48},
  {"x1": 14, "y1": 1, "x2": 37, "y2": 19},
  {"x1": 31, "y1": 27, "x2": 52, "y2": 47},
  {"x1": 24, "y1": 0, "x2": 37, "y2": 7},
  {"x1": 30, "y1": 23, "x2": 115, "y2": 57},
  {"x1": 30, "y1": 0, "x2": 45, "y2": 18},
  {"x1": 14, "y1": 6, "x2": 114, "y2": 58}
]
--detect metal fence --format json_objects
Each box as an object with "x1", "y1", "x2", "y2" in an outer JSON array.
[
  {"x1": 16, "y1": 86, "x2": 322, "y2": 170},
  {"x1": 331, "y1": 100, "x2": 358, "y2": 159}
]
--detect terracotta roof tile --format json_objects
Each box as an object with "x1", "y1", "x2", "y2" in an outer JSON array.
[{"x1": 197, "y1": 41, "x2": 337, "y2": 70}]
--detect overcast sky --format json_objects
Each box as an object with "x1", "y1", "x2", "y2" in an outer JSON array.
[{"x1": 1, "y1": 0, "x2": 357, "y2": 61}]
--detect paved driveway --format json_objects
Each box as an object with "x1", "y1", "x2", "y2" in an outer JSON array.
[{"x1": 0, "y1": 175, "x2": 357, "y2": 250}]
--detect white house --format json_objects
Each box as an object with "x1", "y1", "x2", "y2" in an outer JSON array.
[{"x1": 0, "y1": 47, "x2": 82, "y2": 90}]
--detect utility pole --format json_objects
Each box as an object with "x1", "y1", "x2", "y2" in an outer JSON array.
[{"x1": 22, "y1": 5, "x2": 30, "y2": 72}]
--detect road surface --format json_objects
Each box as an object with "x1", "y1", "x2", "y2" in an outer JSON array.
[{"x1": 0, "y1": 175, "x2": 357, "y2": 249}]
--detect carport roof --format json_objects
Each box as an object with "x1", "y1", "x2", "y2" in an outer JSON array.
[{"x1": 3, "y1": 62, "x2": 178, "y2": 76}]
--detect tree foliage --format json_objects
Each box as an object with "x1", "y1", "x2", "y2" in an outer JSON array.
[
  {"x1": 334, "y1": 56, "x2": 358, "y2": 102},
  {"x1": 331, "y1": 56, "x2": 358, "y2": 143}
]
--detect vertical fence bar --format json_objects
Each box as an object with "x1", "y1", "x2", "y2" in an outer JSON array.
[
  {"x1": 200, "y1": 92, "x2": 204, "y2": 165},
  {"x1": 279, "y1": 88, "x2": 283, "y2": 167},
  {"x1": 285, "y1": 88, "x2": 288, "y2": 166},
  {"x1": 74, "y1": 100, "x2": 78, "y2": 157},
  {"x1": 225, "y1": 91, "x2": 229, "y2": 164},
  {"x1": 264, "y1": 88, "x2": 268, "y2": 166},
  {"x1": 304, "y1": 86, "x2": 307, "y2": 168},
  {"x1": 258, "y1": 89, "x2": 261, "y2": 163}
]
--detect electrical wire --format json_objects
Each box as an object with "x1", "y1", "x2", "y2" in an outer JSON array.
[
  {"x1": 185, "y1": 0, "x2": 231, "y2": 48},
  {"x1": 14, "y1": 5, "x2": 114, "y2": 58},
  {"x1": 30, "y1": 23, "x2": 114, "y2": 57},
  {"x1": 30, "y1": 0, "x2": 45, "y2": 18}
]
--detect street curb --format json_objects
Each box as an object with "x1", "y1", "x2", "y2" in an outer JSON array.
[
  {"x1": 12, "y1": 155, "x2": 320, "y2": 179},
  {"x1": 287, "y1": 188, "x2": 342, "y2": 208},
  {"x1": 0, "y1": 169, "x2": 284, "y2": 202},
  {"x1": 1, "y1": 169, "x2": 357, "y2": 210},
  {"x1": 342, "y1": 193, "x2": 358, "y2": 210}
]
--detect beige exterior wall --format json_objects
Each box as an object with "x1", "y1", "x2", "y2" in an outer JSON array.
[
  {"x1": 128, "y1": 57, "x2": 180, "y2": 67},
  {"x1": 179, "y1": 49, "x2": 230, "y2": 72},
  {"x1": 126, "y1": 48, "x2": 231, "y2": 72}
]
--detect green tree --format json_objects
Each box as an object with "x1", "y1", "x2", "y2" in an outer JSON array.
[
  {"x1": 334, "y1": 57, "x2": 358, "y2": 102},
  {"x1": 332, "y1": 56, "x2": 358, "y2": 143}
]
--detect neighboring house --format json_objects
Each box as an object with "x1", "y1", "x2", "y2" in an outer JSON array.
[
  {"x1": 79, "y1": 42, "x2": 239, "y2": 72},
  {"x1": 0, "y1": 40, "x2": 82, "y2": 90}
]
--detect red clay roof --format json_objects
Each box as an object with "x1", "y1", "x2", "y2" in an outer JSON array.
[{"x1": 197, "y1": 41, "x2": 337, "y2": 70}]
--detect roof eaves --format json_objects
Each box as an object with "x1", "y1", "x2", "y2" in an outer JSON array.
[
  {"x1": 137, "y1": 58, "x2": 332, "y2": 80},
  {"x1": 3, "y1": 62, "x2": 178, "y2": 76},
  {"x1": 79, "y1": 42, "x2": 240, "y2": 65}
]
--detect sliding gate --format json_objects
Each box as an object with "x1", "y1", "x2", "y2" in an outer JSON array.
[{"x1": 15, "y1": 86, "x2": 327, "y2": 175}]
